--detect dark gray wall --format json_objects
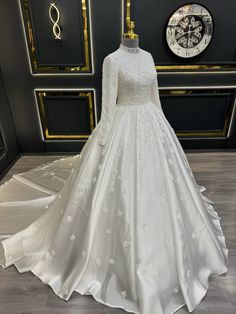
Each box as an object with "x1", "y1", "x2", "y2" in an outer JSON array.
[
  {"x1": 0, "y1": 0, "x2": 235, "y2": 169},
  {"x1": 0, "y1": 68, "x2": 19, "y2": 176}
]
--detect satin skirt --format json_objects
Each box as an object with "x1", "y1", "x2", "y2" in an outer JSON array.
[{"x1": 0, "y1": 102, "x2": 228, "y2": 314}]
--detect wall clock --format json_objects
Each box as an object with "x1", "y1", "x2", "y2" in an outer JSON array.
[{"x1": 166, "y1": 4, "x2": 214, "y2": 58}]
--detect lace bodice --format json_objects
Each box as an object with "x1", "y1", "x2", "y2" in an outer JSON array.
[{"x1": 97, "y1": 43, "x2": 163, "y2": 145}]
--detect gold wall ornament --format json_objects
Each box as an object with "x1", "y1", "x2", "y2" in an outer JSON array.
[
  {"x1": 123, "y1": 0, "x2": 138, "y2": 39},
  {"x1": 49, "y1": 2, "x2": 62, "y2": 40}
]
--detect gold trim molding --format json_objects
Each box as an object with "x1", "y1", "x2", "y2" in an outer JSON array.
[
  {"x1": 35, "y1": 89, "x2": 95, "y2": 140},
  {"x1": 155, "y1": 64, "x2": 236, "y2": 71}
]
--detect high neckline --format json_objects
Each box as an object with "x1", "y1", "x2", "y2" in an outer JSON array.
[{"x1": 119, "y1": 43, "x2": 141, "y2": 54}]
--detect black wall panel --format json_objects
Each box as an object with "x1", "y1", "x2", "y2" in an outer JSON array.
[
  {"x1": 28, "y1": 0, "x2": 86, "y2": 66},
  {"x1": 45, "y1": 97, "x2": 92, "y2": 135},
  {"x1": 20, "y1": 0, "x2": 93, "y2": 73},
  {"x1": 35, "y1": 89, "x2": 96, "y2": 141}
]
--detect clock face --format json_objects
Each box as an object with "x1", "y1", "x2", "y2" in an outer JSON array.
[{"x1": 166, "y1": 4, "x2": 214, "y2": 58}]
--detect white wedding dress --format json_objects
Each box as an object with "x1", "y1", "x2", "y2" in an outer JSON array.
[{"x1": 0, "y1": 43, "x2": 229, "y2": 314}]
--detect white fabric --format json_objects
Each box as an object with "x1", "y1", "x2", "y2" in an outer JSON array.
[{"x1": 0, "y1": 43, "x2": 229, "y2": 314}]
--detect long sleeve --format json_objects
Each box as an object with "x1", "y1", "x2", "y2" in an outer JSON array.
[
  {"x1": 151, "y1": 74, "x2": 163, "y2": 113},
  {"x1": 97, "y1": 55, "x2": 119, "y2": 146},
  {"x1": 149, "y1": 54, "x2": 163, "y2": 113}
]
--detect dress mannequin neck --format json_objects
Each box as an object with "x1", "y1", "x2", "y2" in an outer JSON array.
[{"x1": 121, "y1": 37, "x2": 139, "y2": 48}]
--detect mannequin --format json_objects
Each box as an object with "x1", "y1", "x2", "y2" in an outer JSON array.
[
  {"x1": 0, "y1": 14, "x2": 229, "y2": 314},
  {"x1": 121, "y1": 37, "x2": 139, "y2": 48},
  {"x1": 121, "y1": 20, "x2": 139, "y2": 48}
]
